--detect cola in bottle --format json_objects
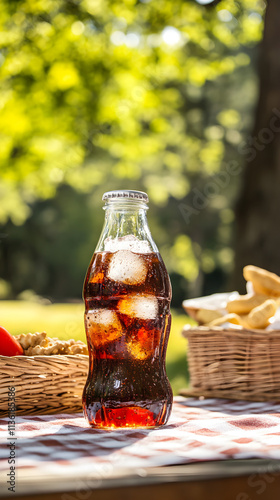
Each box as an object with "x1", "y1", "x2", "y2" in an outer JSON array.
[{"x1": 83, "y1": 190, "x2": 173, "y2": 428}]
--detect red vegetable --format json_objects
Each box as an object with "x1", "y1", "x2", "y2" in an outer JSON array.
[{"x1": 0, "y1": 326, "x2": 24, "y2": 356}]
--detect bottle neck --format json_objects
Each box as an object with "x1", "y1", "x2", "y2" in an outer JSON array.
[{"x1": 95, "y1": 202, "x2": 158, "y2": 253}]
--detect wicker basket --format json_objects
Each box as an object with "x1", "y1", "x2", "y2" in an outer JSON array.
[
  {"x1": 181, "y1": 326, "x2": 280, "y2": 402},
  {"x1": 0, "y1": 354, "x2": 89, "y2": 416}
]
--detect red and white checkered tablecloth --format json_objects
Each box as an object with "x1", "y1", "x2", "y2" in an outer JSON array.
[{"x1": 1, "y1": 397, "x2": 280, "y2": 476}]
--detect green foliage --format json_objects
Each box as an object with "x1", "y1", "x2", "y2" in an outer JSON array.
[{"x1": 0, "y1": 0, "x2": 265, "y2": 298}]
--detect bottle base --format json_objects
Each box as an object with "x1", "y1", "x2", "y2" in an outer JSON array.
[{"x1": 84, "y1": 402, "x2": 172, "y2": 430}]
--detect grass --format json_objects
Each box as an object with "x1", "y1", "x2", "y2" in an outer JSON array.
[{"x1": 0, "y1": 300, "x2": 191, "y2": 395}]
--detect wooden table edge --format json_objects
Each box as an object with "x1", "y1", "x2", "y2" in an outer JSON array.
[{"x1": 1, "y1": 459, "x2": 280, "y2": 500}]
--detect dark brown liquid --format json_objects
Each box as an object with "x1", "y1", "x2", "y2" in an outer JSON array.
[{"x1": 83, "y1": 251, "x2": 173, "y2": 429}]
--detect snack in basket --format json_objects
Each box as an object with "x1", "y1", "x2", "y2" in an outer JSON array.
[
  {"x1": 246, "y1": 299, "x2": 277, "y2": 330},
  {"x1": 182, "y1": 292, "x2": 236, "y2": 324},
  {"x1": 16, "y1": 332, "x2": 88, "y2": 356},
  {"x1": 181, "y1": 264, "x2": 280, "y2": 403},
  {"x1": 243, "y1": 265, "x2": 280, "y2": 296},
  {"x1": 226, "y1": 293, "x2": 268, "y2": 314},
  {"x1": 0, "y1": 333, "x2": 89, "y2": 417},
  {"x1": 17, "y1": 331, "x2": 49, "y2": 349},
  {"x1": 209, "y1": 313, "x2": 243, "y2": 327},
  {"x1": 183, "y1": 264, "x2": 280, "y2": 330},
  {"x1": 196, "y1": 308, "x2": 223, "y2": 324}
]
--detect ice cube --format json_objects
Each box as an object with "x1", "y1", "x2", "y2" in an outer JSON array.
[
  {"x1": 127, "y1": 340, "x2": 149, "y2": 360},
  {"x1": 85, "y1": 309, "x2": 123, "y2": 347},
  {"x1": 126, "y1": 326, "x2": 160, "y2": 360},
  {"x1": 108, "y1": 250, "x2": 148, "y2": 285},
  {"x1": 104, "y1": 235, "x2": 153, "y2": 254},
  {"x1": 118, "y1": 294, "x2": 158, "y2": 320},
  {"x1": 90, "y1": 272, "x2": 104, "y2": 284}
]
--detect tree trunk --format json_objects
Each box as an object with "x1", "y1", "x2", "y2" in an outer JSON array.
[{"x1": 233, "y1": 0, "x2": 280, "y2": 292}]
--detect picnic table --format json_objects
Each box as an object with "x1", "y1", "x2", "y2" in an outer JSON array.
[{"x1": 1, "y1": 396, "x2": 280, "y2": 499}]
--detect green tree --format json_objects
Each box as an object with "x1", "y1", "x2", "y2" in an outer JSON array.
[
  {"x1": 0, "y1": 0, "x2": 265, "y2": 299},
  {"x1": 234, "y1": 0, "x2": 280, "y2": 289}
]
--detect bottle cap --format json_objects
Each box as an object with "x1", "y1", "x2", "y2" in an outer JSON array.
[{"x1": 102, "y1": 190, "x2": 149, "y2": 203}]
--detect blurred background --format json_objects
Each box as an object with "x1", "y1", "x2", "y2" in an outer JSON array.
[{"x1": 1, "y1": 0, "x2": 279, "y2": 391}]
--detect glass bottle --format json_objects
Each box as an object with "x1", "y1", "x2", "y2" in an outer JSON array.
[{"x1": 82, "y1": 190, "x2": 173, "y2": 428}]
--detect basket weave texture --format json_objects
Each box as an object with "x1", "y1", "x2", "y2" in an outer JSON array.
[
  {"x1": 0, "y1": 354, "x2": 89, "y2": 416},
  {"x1": 181, "y1": 326, "x2": 280, "y2": 402}
]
